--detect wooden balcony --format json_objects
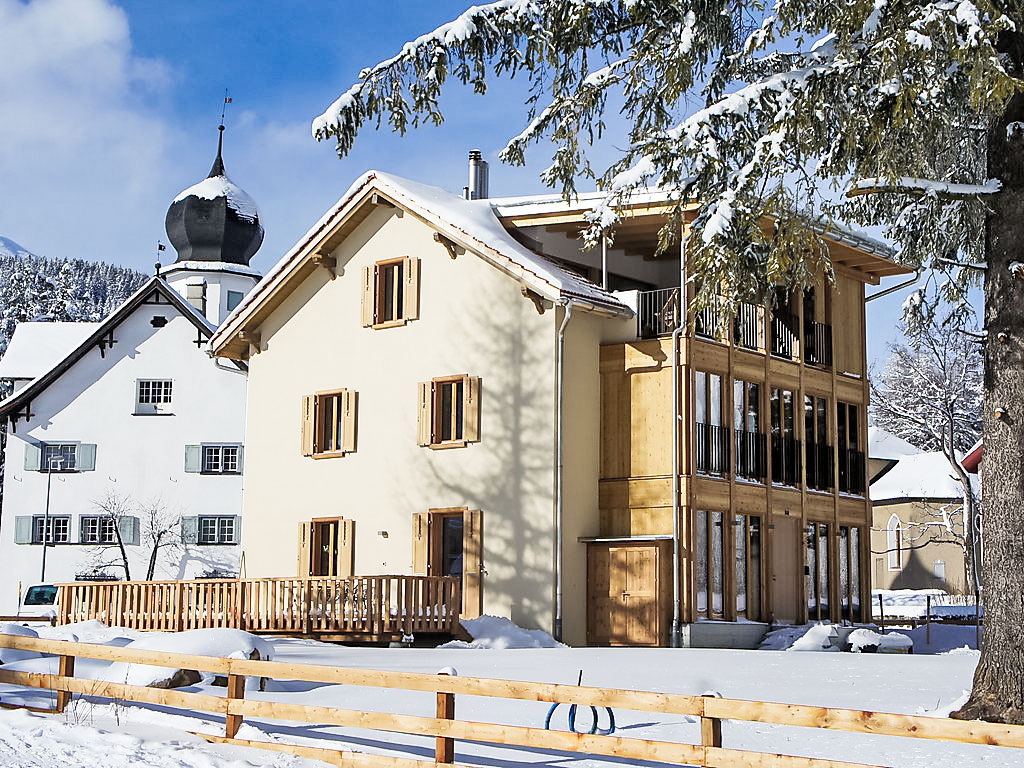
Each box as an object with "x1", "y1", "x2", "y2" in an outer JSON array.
[{"x1": 56, "y1": 575, "x2": 462, "y2": 642}]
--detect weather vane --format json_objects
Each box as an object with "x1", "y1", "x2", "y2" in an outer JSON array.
[{"x1": 221, "y1": 88, "x2": 232, "y2": 129}]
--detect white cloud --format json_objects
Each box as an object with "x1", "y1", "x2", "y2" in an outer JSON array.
[{"x1": 0, "y1": 0, "x2": 173, "y2": 269}]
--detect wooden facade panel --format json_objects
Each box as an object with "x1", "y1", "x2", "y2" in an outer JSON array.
[
  {"x1": 838, "y1": 496, "x2": 870, "y2": 522},
  {"x1": 833, "y1": 274, "x2": 865, "y2": 377},
  {"x1": 803, "y1": 367, "x2": 833, "y2": 393},
  {"x1": 691, "y1": 341, "x2": 729, "y2": 373},
  {"x1": 805, "y1": 493, "x2": 834, "y2": 520},
  {"x1": 693, "y1": 477, "x2": 731, "y2": 511},
  {"x1": 599, "y1": 477, "x2": 675, "y2": 509},
  {"x1": 836, "y1": 375, "x2": 866, "y2": 404},
  {"x1": 768, "y1": 357, "x2": 801, "y2": 385},
  {"x1": 599, "y1": 506, "x2": 673, "y2": 537},
  {"x1": 769, "y1": 486, "x2": 802, "y2": 511},
  {"x1": 600, "y1": 361, "x2": 673, "y2": 479},
  {"x1": 734, "y1": 483, "x2": 768, "y2": 515},
  {"x1": 733, "y1": 351, "x2": 766, "y2": 382}
]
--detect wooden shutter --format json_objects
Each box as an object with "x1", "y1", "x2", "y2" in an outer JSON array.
[
  {"x1": 412, "y1": 512, "x2": 429, "y2": 575},
  {"x1": 361, "y1": 266, "x2": 375, "y2": 327},
  {"x1": 119, "y1": 516, "x2": 140, "y2": 546},
  {"x1": 463, "y1": 376, "x2": 481, "y2": 443},
  {"x1": 403, "y1": 257, "x2": 420, "y2": 321},
  {"x1": 339, "y1": 518, "x2": 356, "y2": 578},
  {"x1": 232, "y1": 516, "x2": 243, "y2": 545},
  {"x1": 297, "y1": 521, "x2": 313, "y2": 576},
  {"x1": 301, "y1": 395, "x2": 316, "y2": 456},
  {"x1": 76, "y1": 444, "x2": 97, "y2": 471},
  {"x1": 23, "y1": 443, "x2": 41, "y2": 471},
  {"x1": 417, "y1": 382, "x2": 433, "y2": 446},
  {"x1": 184, "y1": 445, "x2": 202, "y2": 472},
  {"x1": 462, "y1": 509, "x2": 484, "y2": 618},
  {"x1": 14, "y1": 516, "x2": 33, "y2": 544},
  {"x1": 341, "y1": 390, "x2": 357, "y2": 453},
  {"x1": 180, "y1": 516, "x2": 199, "y2": 544}
]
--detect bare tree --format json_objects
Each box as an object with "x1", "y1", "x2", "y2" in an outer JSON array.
[
  {"x1": 872, "y1": 303, "x2": 983, "y2": 593},
  {"x1": 85, "y1": 489, "x2": 134, "y2": 580},
  {"x1": 137, "y1": 497, "x2": 182, "y2": 581}
]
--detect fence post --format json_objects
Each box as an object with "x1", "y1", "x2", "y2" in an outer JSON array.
[
  {"x1": 926, "y1": 595, "x2": 931, "y2": 645},
  {"x1": 55, "y1": 653, "x2": 75, "y2": 714},
  {"x1": 701, "y1": 693, "x2": 722, "y2": 764},
  {"x1": 176, "y1": 581, "x2": 185, "y2": 632},
  {"x1": 225, "y1": 670, "x2": 245, "y2": 739},
  {"x1": 877, "y1": 593, "x2": 885, "y2": 632},
  {"x1": 435, "y1": 669, "x2": 456, "y2": 764}
]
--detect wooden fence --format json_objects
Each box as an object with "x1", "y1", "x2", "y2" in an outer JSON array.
[
  {"x1": 1, "y1": 633, "x2": 1022, "y2": 768},
  {"x1": 56, "y1": 575, "x2": 461, "y2": 639}
]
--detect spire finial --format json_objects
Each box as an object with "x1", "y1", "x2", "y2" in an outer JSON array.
[{"x1": 209, "y1": 90, "x2": 231, "y2": 178}]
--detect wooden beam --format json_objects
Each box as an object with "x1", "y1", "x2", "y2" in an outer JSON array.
[
  {"x1": 311, "y1": 252, "x2": 338, "y2": 280},
  {"x1": 433, "y1": 232, "x2": 463, "y2": 259}
]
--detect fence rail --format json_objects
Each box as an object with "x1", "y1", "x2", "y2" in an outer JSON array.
[
  {"x1": 55, "y1": 575, "x2": 461, "y2": 638},
  {"x1": 0, "y1": 633, "x2": 1021, "y2": 768}
]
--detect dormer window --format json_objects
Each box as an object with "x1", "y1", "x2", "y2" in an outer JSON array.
[{"x1": 136, "y1": 379, "x2": 173, "y2": 415}]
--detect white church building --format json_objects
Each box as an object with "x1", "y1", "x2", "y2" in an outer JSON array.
[{"x1": 0, "y1": 127, "x2": 261, "y2": 613}]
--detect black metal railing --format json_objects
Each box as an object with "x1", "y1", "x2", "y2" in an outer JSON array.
[
  {"x1": 694, "y1": 304, "x2": 726, "y2": 340},
  {"x1": 637, "y1": 287, "x2": 680, "y2": 339},
  {"x1": 733, "y1": 302, "x2": 763, "y2": 351},
  {"x1": 771, "y1": 435, "x2": 802, "y2": 486},
  {"x1": 770, "y1": 313, "x2": 799, "y2": 359},
  {"x1": 804, "y1": 321, "x2": 833, "y2": 367},
  {"x1": 735, "y1": 430, "x2": 767, "y2": 482},
  {"x1": 805, "y1": 439, "x2": 835, "y2": 492},
  {"x1": 838, "y1": 448, "x2": 866, "y2": 494},
  {"x1": 696, "y1": 422, "x2": 730, "y2": 475}
]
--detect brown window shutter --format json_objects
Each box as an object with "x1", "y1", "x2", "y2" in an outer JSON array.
[
  {"x1": 301, "y1": 395, "x2": 316, "y2": 456},
  {"x1": 296, "y1": 521, "x2": 312, "y2": 577},
  {"x1": 417, "y1": 381, "x2": 432, "y2": 446},
  {"x1": 361, "y1": 266, "x2": 375, "y2": 327},
  {"x1": 341, "y1": 390, "x2": 357, "y2": 453},
  {"x1": 339, "y1": 518, "x2": 356, "y2": 578},
  {"x1": 403, "y1": 256, "x2": 420, "y2": 321},
  {"x1": 412, "y1": 512, "x2": 429, "y2": 575},
  {"x1": 463, "y1": 375, "x2": 481, "y2": 442},
  {"x1": 462, "y1": 509, "x2": 483, "y2": 618}
]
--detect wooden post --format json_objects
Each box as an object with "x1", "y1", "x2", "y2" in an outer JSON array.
[
  {"x1": 700, "y1": 693, "x2": 722, "y2": 765},
  {"x1": 925, "y1": 595, "x2": 931, "y2": 645},
  {"x1": 55, "y1": 653, "x2": 75, "y2": 713},
  {"x1": 435, "y1": 670, "x2": 456, "y2": 764},
  {"x1": 176, "y1": 581, "x2": 185, "y2": 632},
  {"x1": 877, "y1": 593, "x2": 885, "y2": 632},
  {"x1": 225, "y1": 671, "x2": 245, "y2": 738}
]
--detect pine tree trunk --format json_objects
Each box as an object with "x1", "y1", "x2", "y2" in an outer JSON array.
[{"x1": 952, "y1": 70, "x2": 1024, "y2": 723}]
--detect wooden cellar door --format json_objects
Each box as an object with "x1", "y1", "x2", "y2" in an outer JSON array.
[
  {"x1": 770, "y1": 514, "x2": 802, "y2": 624},
  {"x1": 588, "y1": 543, "x2": 662, "y2": 646}
]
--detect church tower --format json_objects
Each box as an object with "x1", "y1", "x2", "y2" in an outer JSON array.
[{"x1": 163, "y1": 124, "x2": 263, "y2": 326}]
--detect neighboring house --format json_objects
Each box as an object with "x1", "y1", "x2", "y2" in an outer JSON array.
[
  {"x1": 866, "y1": 425, "x2": 923, "y2": 483},
  {"x1": 210, "y1": 159, "x2": 910, "y2": 647},
  {"x1": 0, "y1": 130, "x2": 262, "y2": 612},
  {"x1": 869, "y1": 440, "x2": 978, "y2": 593}
]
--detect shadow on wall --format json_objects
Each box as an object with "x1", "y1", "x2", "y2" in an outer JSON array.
[
  {"x1": 874, "y1": 546, "x2": 964, "y2": 594},
  {"x1": 400, "y1": 278, "x2": 555, "y2": 631}
]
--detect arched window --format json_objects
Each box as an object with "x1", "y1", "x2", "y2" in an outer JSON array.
[{"x1": 887, "y1": 514, "x2": 902, "y2": 571}]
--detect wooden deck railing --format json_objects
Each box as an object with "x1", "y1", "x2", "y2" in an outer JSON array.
[
  {"x1": 56, "y1": 575, "x2": 461, "y2": 638},
  {"x1": 1, "y1": 633, "x2": 1022, "y2": 768}
]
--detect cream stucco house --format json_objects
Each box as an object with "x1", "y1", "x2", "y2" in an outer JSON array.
[{"x1": 211, "y1": 165, "x2": 910, "y2": 647}]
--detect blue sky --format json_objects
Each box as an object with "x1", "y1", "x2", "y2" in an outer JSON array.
[{"x1": 0, "y1": 0, "x2": 961, "y2": 367}]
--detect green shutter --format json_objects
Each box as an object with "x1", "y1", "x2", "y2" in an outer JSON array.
[
  {"x1": 119, "y1": 516, "x2": 140, "y2": 546},
  {"x1": 23, "y1": 444, "x2": 41, "y2": 471},
  {"x1": 184, "y1": 445, "x2": 202, "y2": 473},
  {"x1": 14, "y1": 517, "x2": 34, "y2": 544},
  {"x1": 181, "y1": 516, "x2": 199, "y2": 544},
  {"x1": 236, "y1": 445, "x2": 244, "y2": 472},
  {"x1": 76, "y1": 444, "x2": 97, "y2": 471},
  {"x1": 232, "y1": 515, "x2": 243, "y2": 545}
]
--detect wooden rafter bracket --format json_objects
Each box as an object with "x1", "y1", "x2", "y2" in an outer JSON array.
[
  {"x1": 96, "y1": 329, "x2": 117, "y2": 358},
  {"x1": 371, "y1": 192, "x2": 403, "y2": 216},
  {"x1": 312, "y1": 252, "x2": 338, "y2": 280},
  {"x1": 433, "y1": 232, "x2": 463, "y2": 259},
  {"x1": 238, "y1": 329, "x2": 261, "y2": 355},
  {"x1": 521, "y1": 287, "x2": 550, "y2": 315}
]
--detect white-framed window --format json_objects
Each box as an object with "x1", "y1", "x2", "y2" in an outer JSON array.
[
  {"x1": 80, "y1": 515, "x2": 117, "y2": 544},
  {"x1": 136, "y1": 379, "x2": 174, "y2": 414},
  {"x1": 933, "y1": 560, "x2": 946, "y2": 580},
  {"x1": 33, "y1": 516, "x2": 70, "y2": 544},
  {"x1": 43, "y1": 443, "x2": 77, "y2": 471},
  {"x1": 226, "y1": 290, "x2": 245, "y2": 311},
  {"x1": 198, "y1": 515, "x2": 237, "y2": 545},
  {"x1": 203, "y1": 444, "x2": 240, "y2": 473},
  {"x1": 886, "y1": 514, "x2": 902, "y2": 571},
  {"x1": 25, "y1": 442, "x2": 96, "y2": 473}
]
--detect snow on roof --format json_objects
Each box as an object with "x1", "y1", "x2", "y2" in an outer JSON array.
[
  {"x1": 870, "y1": 451, "x2": 978, "y2": 503},
  {"x1": 868, "y1": 426, "x2": 924, "y2": 460},
  {"x1": 173, "y1": 174, "x2": 259, "y2": 223},
  {"x1": 0, "y1": 321, "x2": 101, "y2": 380},
  {"x1": 162, "y1": 260, "x2": 262, "y2": 278}
]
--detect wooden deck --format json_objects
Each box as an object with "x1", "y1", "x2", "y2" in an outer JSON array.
[{"x1": 56, "y1": 575, "x2": 462, "y2": 641}]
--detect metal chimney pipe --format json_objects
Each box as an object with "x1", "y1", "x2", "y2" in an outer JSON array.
[{"x1": 467, "y1": 149, "x2": 489, "y2": 200}]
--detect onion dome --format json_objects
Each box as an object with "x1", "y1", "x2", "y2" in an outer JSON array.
[{"x1": 165, "y1": 125, "x2": 263, "y2": 266}]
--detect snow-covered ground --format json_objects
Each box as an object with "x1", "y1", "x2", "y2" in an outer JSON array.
[{"x1": 0, "y1": 619, "x2": 1011, "y2": 768}]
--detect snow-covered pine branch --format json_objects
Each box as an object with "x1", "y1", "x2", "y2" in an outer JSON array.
[{"x1": 847, "y1": 177, "x2": 1003, "y2": 200}]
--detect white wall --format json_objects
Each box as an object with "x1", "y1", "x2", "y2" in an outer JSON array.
[
  {"x1": 165, "y1": 267, "x2": 260, "y2": 326},
  {"x1": 0, "y1": 301, "x2": 246, "y2": 613}
]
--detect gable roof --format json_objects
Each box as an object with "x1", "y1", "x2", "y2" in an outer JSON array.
[
  {"x1": 0, "y1": 322, "x2": 101, "y2": 380},
  {"x1": 962, "y1": 438, "x2": 983, "y2": 473},
  {"x1": 0, "y1": 277, "x2": 221, "y2": 424},
  {"x1": 867, "y1": 426, "x2": 923, "y2": 461},
  {"x1": 210, "y1": 171, "x2": 635, "y2": 360},
  {"x1": 870, "y1": 451, "x2": 979, "y2": 504}
]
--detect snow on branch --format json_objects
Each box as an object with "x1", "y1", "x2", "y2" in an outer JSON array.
[{"x1": 847, "y1": 177, "x2": 1002, "y2": 200}]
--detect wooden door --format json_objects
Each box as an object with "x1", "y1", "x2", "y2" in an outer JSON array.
[
  {"x1": 588, "y1": 543, "x2": 663, "y2": 646},
  {"x1": 770, "y1": 514, "x2": 801, "y2": 623}
]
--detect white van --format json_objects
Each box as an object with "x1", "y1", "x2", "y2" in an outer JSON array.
[{"x1": 17, "y1": 584, "x2": 57, "y2": 618}]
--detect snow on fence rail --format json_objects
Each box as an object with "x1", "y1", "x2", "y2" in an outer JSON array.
[
  {"x1": 1, "y1": 634, "x2": 1023, "y2": 768},
  {"x1": 55, "y1": 575, "x2": 461, "y2": 638}
]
